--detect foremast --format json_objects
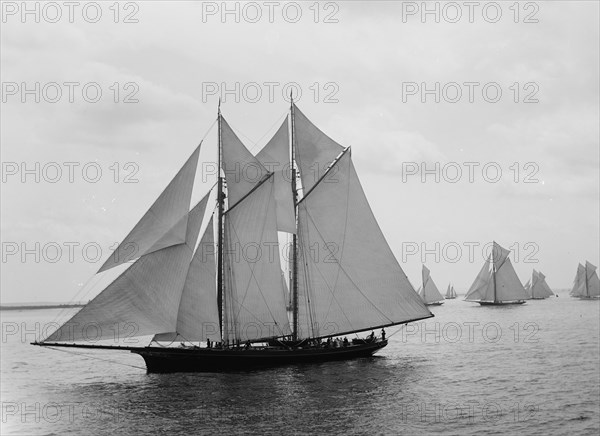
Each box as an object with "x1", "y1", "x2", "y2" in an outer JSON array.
[
  {"x1": 217, "y1": 100, "x2": 225, "y2": 339},
  {"x1": 290, "y1": 94, "x2": 300, "y2": 341}
]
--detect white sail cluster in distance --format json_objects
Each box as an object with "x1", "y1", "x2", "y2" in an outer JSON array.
[
  {"x1": 43, "y1": 104, "x2": 432, "y2": 346},
  {"x1": 571, "y1": 261, "x2": 600, "y2": 299},
  {"x1": 464, "y1": 242, "x2": 529, "y2": 303},
  {"x1": 418, "y1": 265, "x2": 444, "y2": 305}
]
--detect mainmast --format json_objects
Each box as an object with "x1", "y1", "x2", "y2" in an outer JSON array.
[
  {"x1": 217, "y1": 100, "x2": 225, "y2": 339},
  {"x1": 290, "y1": 93, "x2": 299, "y2": 341}
]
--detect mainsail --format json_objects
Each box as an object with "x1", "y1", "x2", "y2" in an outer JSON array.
[
  {"x1": 419, "y1": 265, "x2": 444, "y2": 304},
  {"x1": 296, "y1": 148, "x2": 431, "y2": 339},
  {"x1": 570, "y1": 263, "x2": 586, "y2": 296},
  {"x1": 445, "y1": 284, "x2": 456, "y2": 299}
]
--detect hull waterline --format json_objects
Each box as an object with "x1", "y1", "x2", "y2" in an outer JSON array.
[
  {"x1": 133, "y1": 340, "x2": 389, "y2": 373},
  {"x1": 478, "y1": 300, "x2": 525, "y2": 306}
]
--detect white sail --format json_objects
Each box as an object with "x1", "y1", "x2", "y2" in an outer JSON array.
[
  {"x1": 524, "y1": 278, "x2": 531, "y2": 297},
  {"x1": 464, "y1": 257, "x2": 491, "y2": 301},
  {"x1": 571, "y1": 263, "x2": 586, "y2": 296},
  {"x1": 45, "y1": 194, "x2": 207, "y2": 343},
  {"x1": 221, "y1": 117, "x2": 268, "y2": 208},
  {"x1": 297, "y1": 150, "x2": 431, "y2": 339},
  {"x1": 531, "y1": 270, "x2": 553, "y2": 298},
  {"x1": 451, "y1": 286, "x2": 457, "y2": 298},
  {"x1": 256, "y1": 118, "x2": 296, "y2": 234},
  {"x1": 223, "y1": 174, "x2": 292, "y2": 342},
  {"x1": 293, "y1": 104, "x2": 344, "y2": 193},
  {"x1": 420, "y1": 265, "x2": 444, "y2": 304},
  {"x1": 494, "y1": 257, "x2": 529, "y2": 301},
  {"x1": 98, "y1": 145, "x2": 200, "y2": 273},
  {"x1": 585, "y1": 261, "x2": 600, "y2": 297},
  {"x1": 153, "y1": 216, "x2": 221, "y2": 343}
]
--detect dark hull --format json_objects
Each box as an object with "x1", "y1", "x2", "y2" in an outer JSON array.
[
  {"x1": 445, "y1": 297, "x2": 456, "y2": 300},
  {"x1": 425, "y1": 301, "x2": 444, "y2": 306},
  {"x1": 133, "y1": 340, "x2": 388, "y2": 373},
  {"x1": 478, "y1": 300, "x2": 525, "y2": 306}
]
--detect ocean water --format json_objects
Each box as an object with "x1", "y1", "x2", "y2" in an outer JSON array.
[{"x1": 1, "y1": 291, "x2": 598, "y2": 435}]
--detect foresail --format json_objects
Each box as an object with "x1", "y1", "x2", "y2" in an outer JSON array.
[
  {"x1": 223, "y1": 174, "x2": 291, "y2": 342},
  {"x1": 293, "y1": 104, "x2": 344, "y2": 193},
  {"x1": 495, "y1": 257, "x2": 529, "y2": 301},
  {"x1": 221, "y1": 117, "x2": 269, "y2": 208},
  {"x1": 154, "y1": 216, "x2": 221, "y2": 343},
  {"x1": 296, "y1": 150, "x2": 431, "y2": 339},
  {"x1": 255, "y1": 118, "x2": 296, "y2": 233},
  {"x1": 98, "y1": 145, "x2": 200, "y2": 273},
  {"x1": 44, "y1": 194, "x2": 206, "y2": 343}
]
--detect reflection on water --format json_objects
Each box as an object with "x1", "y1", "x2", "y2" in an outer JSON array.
[{"x1": 1, "y1": 293, "x2": 599, "y2": 435}]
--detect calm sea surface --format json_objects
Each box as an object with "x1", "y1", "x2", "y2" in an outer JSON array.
[{"x1": 1, "y1": 291, "x2": 599, "y2": 435}]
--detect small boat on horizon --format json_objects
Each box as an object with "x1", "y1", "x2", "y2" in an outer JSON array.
[
  {"x1": 445, "y1": 283, "x2": 457, "y2": 299},
  {"x1": 464, "y1": 242, "x2": 528, "y2": 306}
]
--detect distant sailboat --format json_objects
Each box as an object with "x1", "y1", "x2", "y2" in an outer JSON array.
[
  {"x1": 464, "y1": 242, "x2": 528, "y2": 306},
  {"x1": 445, "y1": 284, "x2": 457, "y2": 299},
  {"x1": 527, "y1": 270, "x2": 554, "y2": 299},
  {"x1": 33, "y1": 100, "x2": 433, "y2": 372},
  {"x1": 570, "y1": 261, "x2": 600, "y2": 299},
  {"x1": 418, "y1": 265, "x2": 444, "y2": 306}
]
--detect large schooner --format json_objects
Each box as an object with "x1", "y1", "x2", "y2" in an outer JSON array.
[
  {"x1": 418, "y1": 265, "x2": 444, "y2": 305},
  {"x1": 33, "y1": 101, "x2": 433, "y2": 373},
  {"x1": 570, "y1": 261, "x2": 600, "y2": 299},
  {"x1": 464, "y1": 242, "x2": 529, "y2": 305}
]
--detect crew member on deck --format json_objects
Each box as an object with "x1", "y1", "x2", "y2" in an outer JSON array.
[{"x1": 381, "y1": 329, "x2": 386, "y2": 340}]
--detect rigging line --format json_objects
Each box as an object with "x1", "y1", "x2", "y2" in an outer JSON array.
[
  {"x1": 387, "y1": 324, "x2": 407, "y2": 339},
  {"x1": 225, "y1": 187, "x2": 287, "y2": 338},
  {"x1": 302, "y1": 204, "x2": 395, "y2": 326},
  {"x1": 45, "y1": 346, "x2": 147, "y2": 371}
]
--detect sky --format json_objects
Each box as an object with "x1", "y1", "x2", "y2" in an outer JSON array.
[{"x1": 1, "y1": 1, "x2": 599, "y2": 303}]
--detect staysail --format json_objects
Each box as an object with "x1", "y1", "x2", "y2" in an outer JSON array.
[
  {"x1": 45, "y1": 192, "x2": 209, "y2": 343},
  {"x1": 255, "y1": 118, "x2": 296, "y2": 234},
  {"x1": 221, "y1": 117, "x2": 269, "y2": 208},
  {"x1": 296, "y1": 149, "x2": 431, "y2": 339},
  {"x1": 98, "y1": 145, "x2": 200, "y2": 273}
]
